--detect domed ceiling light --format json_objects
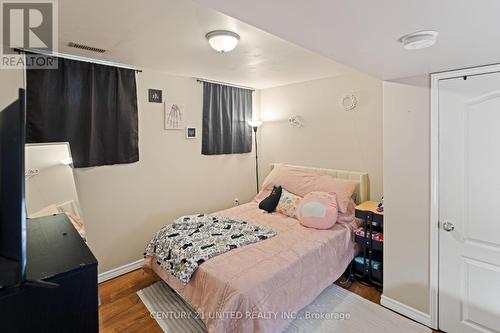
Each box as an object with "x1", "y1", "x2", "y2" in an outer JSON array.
[
  {"x1": 206, "y1": 30, "x2": 240, "y2": 53},
  {"x1": 400, "y1": 30, "x2": 438, "y2": 50}
]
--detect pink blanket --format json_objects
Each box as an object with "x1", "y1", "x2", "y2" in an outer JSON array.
[{"x1": 144, "y1": 201, "x2": 356, "y2": 333}]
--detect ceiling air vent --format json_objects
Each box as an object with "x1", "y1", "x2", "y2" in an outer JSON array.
[{"x1": 67, "y1": 42, "x2": 107, "y2": 53}]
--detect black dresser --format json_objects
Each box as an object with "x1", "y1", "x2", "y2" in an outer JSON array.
[{"x1": 0, "y1": 214, "x2": 98, "y2": 332}]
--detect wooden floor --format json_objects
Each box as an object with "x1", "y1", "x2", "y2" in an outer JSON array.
[
  {"x1": 99, "y1": 269, "x2": 382, "y2": 333},
  {"x1": 99, "y1": 269, "x2": 162, "y2": 332}
]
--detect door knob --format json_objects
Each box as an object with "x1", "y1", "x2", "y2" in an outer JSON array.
[{"x1": 442, "y1": 221, "x2": 455, "y2": 232}]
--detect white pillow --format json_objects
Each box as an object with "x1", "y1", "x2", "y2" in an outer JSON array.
[{"x1": 276, "y1": 189, "x2": 302, "y2": 219}]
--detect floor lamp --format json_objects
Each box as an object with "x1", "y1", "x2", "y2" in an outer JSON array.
[{"x1": 248, "y1": 120, "x2": 263, "y2": 193}]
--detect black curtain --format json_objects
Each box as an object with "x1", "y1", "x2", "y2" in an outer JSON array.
[
  {"x1": 202, "y1": 82, "x2": 252, "y2": 155},
  {"x1": 26, "y1": 56, "x2": 139, "y2": 168}
]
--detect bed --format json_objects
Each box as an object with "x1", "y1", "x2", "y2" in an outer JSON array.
[{"x1": 144, "y1": 163, "x2": 368, "y2": 333}]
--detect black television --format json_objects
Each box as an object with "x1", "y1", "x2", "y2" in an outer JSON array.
[{"x1": 0, "y1": 89, "x2": 26, "y2": 288}]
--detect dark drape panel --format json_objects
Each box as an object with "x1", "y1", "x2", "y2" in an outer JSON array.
[
  {"x1": 201, "y1": 82, "x2": 252, "y2": 155},
  {"x1": 26, "y1": 56, "x2": 139, "y2": 168}
]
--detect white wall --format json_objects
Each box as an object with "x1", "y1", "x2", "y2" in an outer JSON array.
[
  {"x1": 382, "y1": 75, "x2": 431, "y2": 315},
  {"x1": 75, "y1": 70, "x2": 258, "y2": 272},
  {"x1": 258, "y1": 72, "x2": 383, "y2": 200},
  {"x1": 0, "y1": 69, "x2": 23, "y2": 110}
]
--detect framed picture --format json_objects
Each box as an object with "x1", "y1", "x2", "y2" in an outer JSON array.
[
  {"x1": 148, "y1": 89, "x2": 162, "y2": 103},
  {"x1": 185, "y1": 127, "x2": 197, "y2": 139},
  {"x1": 164, "y1": 103, "x2": 185, "y2": 130}
]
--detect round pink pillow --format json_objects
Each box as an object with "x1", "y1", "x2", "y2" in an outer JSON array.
[{"x1": 297, "y1": 192, "x2": 338, "y2": 229}]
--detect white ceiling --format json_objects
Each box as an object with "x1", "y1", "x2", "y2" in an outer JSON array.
[
  {"x1": 57, "y1": 0, "x2": 351, "y2": 89},
  {"x1": 194, "y1": 0, "x2": 500, "y2": 80}
]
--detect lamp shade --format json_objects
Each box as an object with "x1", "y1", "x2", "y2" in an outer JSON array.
[{"x1": 247, "y1": 120, "x2": 263, "y2": 128}]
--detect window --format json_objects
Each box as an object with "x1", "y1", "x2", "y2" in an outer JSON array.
[
  {"x1": 201, "y1": 81, "x2": 253, "y2": 155},
  {"x1": 26, "y1": 56, "x2": 139, "y2": 167}
]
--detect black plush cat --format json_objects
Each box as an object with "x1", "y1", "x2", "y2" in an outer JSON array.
[{"x1": 258, "y1": 185, "x2": 282, "y2": 213}]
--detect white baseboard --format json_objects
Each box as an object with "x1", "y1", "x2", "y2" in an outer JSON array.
[
  {"x1": 380, "y1": 294, "x2": 433, "y2": 328},
  {"x1": 98, "y1": 258, "x2": 144, "y2": 284}
]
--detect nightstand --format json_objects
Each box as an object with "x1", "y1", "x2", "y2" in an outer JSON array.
[{"x1": 351, "y1": 201, "x2": 384, "y2": 287}]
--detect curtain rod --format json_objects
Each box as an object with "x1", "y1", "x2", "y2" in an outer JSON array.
[
  {"x1": 16, "y1": 48, "x2": 142, "y2": 73},
  {"x1": 195, "y1": 77, "x2": 255, "y2": 91}
]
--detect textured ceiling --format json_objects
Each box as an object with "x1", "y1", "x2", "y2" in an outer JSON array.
[
  {"x1": 57, "y1": 0, "x2": 352, "y2": 89},
  {"x1": 195, "y1": 0, "x2": 500, "y2": 79}
]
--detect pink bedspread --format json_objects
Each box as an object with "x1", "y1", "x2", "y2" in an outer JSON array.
[{"x1": 144, "y1": 201, "x2": 356, "y2": 333}]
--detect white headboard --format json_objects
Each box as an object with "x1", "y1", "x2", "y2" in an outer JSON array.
[{"x1": 270, "y1": 163, "x2": 369, "y2": 204}]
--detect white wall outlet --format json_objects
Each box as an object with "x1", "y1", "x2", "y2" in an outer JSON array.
[
  {"x1": 25, "y1": 168, "x2": 40, "y2": 178},
  {"x1": 234, "y1": 198, "x2": 239, "y2": 206}
]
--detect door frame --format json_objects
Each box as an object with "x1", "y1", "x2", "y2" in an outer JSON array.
[{"x1": 430, "y1": 63, "x2": 500, "y2": 330}]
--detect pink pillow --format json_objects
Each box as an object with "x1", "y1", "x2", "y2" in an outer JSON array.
[
  {"x1": 297, "y1": 192, "x2": 338, "y2": 229},
  {"x1": 257, "y1": 164, "x2": 357, "y2": 213}
]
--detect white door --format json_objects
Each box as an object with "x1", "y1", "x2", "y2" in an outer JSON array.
[{"x1": 439, "y1": 72, "x2": 500, "y2": 333}]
